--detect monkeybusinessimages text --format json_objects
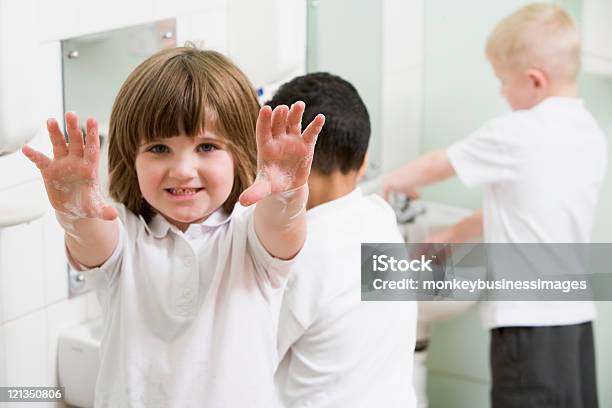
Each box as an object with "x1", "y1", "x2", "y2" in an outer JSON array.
[{"x1": 370, "y1": 255, "x2": 588, "y2": 294}]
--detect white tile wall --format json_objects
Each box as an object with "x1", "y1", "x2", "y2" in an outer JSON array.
[
  {"x1": 0, "y1": 231, "x2": 3, "y2": 325},
  {"x1": 37, "y1": 0, "x2": 227, "y2": 43},
  {"x1": 37, "y1": 0, "x2": 80, "y2": 42},
  {"x1": 227, "y1": 0, "x2": 305, "y2": 88},
  {"x1": 0, "y1": 220, "x2": 46, "y2": 323},
  {"x1": 75, "y1": 0, "x2": 150, "y2": 36},
  {"x1": 36, "y1": 42, "x2": 66, "y2": 123},
  {"x1": 38, "y1": 0, "x2": 154, "y2": 41},
  {"x1": 176, "y1": 10, "x2": 228, "y2": 53},
  {"x1": 153, "y1": 0, "x2": 225, "y2": 21},
  {"x1": 381, "y1": 68, "x2": 423, "y2": 172},
  {"x1": 117, "y1": 0, "x2": 155, "y2": 28},
  {"x1": 46, "y1": 296, "x2": 89, "y2": 390},
  {"x1": 377, "y1": 0, "x2": 424, "y2": 173},
  {"x1": 0, "y1": 293, "x2": 92, "y2": 407},
  {"x1": 42, "y1": 212, "x2": 69, "y2": 305},
  {"x1": 582, "y1": 0, "x2": 612, "y2": 76},
  {"x1": 0, "y1": 212, "x2": 93, "y2": 407},
  {"x1": 382, "y1": 0, "x2": 424, "y2": 73},
  {"x1": 0, "y1": 324, "x2": 6, "y2": 387},
  {"x1": 1, "y1": 0, "x2": 53, "y2": 146},
  {"x1": 3, "y1": 309, "x2": 49, "y2": 387},
  {"x1": 0, "y1": 230, "x2": 6, "y2": 391},
  {"x1": 2, "y1": 306, "x2": 72, "y2": 408},
  {"x1": 583, "y1": 0, "x2": 612, "y2": 65}
]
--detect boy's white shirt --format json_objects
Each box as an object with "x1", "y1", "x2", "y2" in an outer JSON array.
[
  {"x1": 69, "y1": 203, "x2": 290, "y2": 408},
  {"x1": 275, "y1": 188, "x2": 417, "y2": 408},
  {"x1": 447, "y1": 97, "x2": 608, "y2": 329}
]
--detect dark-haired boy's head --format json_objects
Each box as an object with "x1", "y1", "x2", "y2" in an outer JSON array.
[{"x1": 266, "y1": 72, "x2": 370, "y2": 176}]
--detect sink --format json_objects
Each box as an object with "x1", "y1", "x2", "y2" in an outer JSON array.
[
  {"x1": 58, "y1": 318, "x2": 102, "y2": 408},
  {"x1": 356, "y1": 173, "x2": 479, "y2": 337},
  {"x1": 358, "y1": 174, "x2": 480, "y2": 336}
]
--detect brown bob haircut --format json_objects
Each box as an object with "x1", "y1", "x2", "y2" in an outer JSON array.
[{"x1": 107, "y1": 47, "x2": 259, "y2": 222}]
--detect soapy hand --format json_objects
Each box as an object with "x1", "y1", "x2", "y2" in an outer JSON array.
[
  {"x1": 239, "y1": 102, "x2": 325, "y2": 206},
  {"x1": 22, "y1": 112, "x2": 118, "y2": 221}
]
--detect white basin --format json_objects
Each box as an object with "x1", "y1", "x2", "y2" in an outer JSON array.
[
  {"x1": 58, "y1": 318, "x2": 102, "y2": 408},
  {"x1": 356, "y1": 172, "x2": 480, "y2": 340}
]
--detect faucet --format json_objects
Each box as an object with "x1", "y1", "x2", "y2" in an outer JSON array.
[{"x1": 390, "y1": 193, "x2": 427, "y2": 224}]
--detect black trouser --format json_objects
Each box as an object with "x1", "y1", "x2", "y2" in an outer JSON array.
[{"x1": 490, "y1": 322, "x2": 598, "y2": 408}]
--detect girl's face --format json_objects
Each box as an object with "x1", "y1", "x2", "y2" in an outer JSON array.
[{"x1": 135, "y1": 129, "x2": 235, "y2": 231}]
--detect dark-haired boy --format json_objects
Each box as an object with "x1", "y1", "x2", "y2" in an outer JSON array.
[{"x1": 268, "y1": 73, "x2": 417, "y2": 408}]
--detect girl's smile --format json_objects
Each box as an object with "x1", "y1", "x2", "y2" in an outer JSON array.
[{"x1": 164, "y1": 187, "x2": 204, "y2": 201}]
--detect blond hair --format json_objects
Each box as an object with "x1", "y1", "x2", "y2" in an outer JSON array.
[
  {"x1": 485, "y1": 3, "x2": 581, "y2": 83},
  {"x1": 108, "y1": 47, "x2": 259, "y2": 221}
]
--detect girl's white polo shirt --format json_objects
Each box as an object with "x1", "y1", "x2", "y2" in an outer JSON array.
[{"x1": 69, "y1": 203, "x2": 291, "y2": 408}]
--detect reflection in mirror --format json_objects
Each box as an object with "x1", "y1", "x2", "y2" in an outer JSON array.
[{"x1": 61, "y1": 19, "x2": 177, "y2": 192}]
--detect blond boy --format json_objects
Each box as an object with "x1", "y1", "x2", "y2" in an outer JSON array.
[{"x1": 384, "y1": 4, "x2": 607, "y2": 407}]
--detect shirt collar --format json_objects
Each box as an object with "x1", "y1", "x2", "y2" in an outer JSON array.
[
  {"x1": 141, "y1": 206, "x2": 234, "y2": 239},
  {"x1": 306, "y1": 187, "x2": 362, "y2": 220},
  {"x1": 536, "y1": 96, "x2": 584, "y2": 110}
]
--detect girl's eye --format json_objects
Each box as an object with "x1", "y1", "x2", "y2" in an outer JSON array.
[
  {"x1": 198, "y1": 143, "x2": 217, "y2": 152},
  {"x1": 148, "y1": 144, "x2": 169, "y2": 154}
]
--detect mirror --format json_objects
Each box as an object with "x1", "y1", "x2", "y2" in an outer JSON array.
[{"x1": 61, "y1": 19, "x2": 177, "y2": 193}]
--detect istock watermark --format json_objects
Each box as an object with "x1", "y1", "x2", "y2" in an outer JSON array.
[
  {"x1": 372, "y1": 254, "x2": 433, "y2": 272},
  {"x1": 361, "y1": 243, "x2": 612, "y2": 301}
]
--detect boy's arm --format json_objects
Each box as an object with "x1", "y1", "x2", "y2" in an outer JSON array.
[
  {"x1": 239, "y1": 102, "x2": 324, "y2": 260},
  {"x1": 22, "y1": 113, "x2": 119, "y2": 268},
  {"x1": 428, "y1": 209, "x2": 483, "y2": 244},
  {"x1": 383, "y1": 149, "x2": 455, "y2": 200}
]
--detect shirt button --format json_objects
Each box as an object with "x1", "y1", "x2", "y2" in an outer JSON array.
[{"x1": 183, "y1": 257, "x2": 194, "y2": 267}]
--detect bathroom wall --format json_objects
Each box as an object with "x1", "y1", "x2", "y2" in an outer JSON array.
[
  {"x1": 420, "y1": 0, "x2": 612, "y2": 406},
  {"x1": 0, "y1": 210, "x2": 103, "y2": 408},
  {"x1": 0, "y1": 1, "x2": 98, "y2": 404},
  {"x1": 307, "y1": 0, "x2": 424, "y2": 178},
  {"x1": 421, "y1": 0, "x2": 537, "y2": 208},
  {"x1": 575, "y1": 74, "x2": 612, "y2": 408},
  {"x1": 306, "y1": 0, "x2": 383, "y2": 176}
]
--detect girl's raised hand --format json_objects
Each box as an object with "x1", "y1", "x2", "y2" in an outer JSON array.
[
  {"x1": 239, "y1": 102, "x2": 325, "y2": 206},
  {"x1": 22, "y1": 112, "x2": 118, "y2": 221}
]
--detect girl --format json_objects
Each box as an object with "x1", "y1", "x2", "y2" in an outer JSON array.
[{"x1": 22, "y1": 47, "x2": 324, "y2": 407}]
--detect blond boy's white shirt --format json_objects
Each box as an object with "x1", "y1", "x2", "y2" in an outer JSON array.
[
  {"x1": 275, "y1": 188, "x2": 417, "y2": 408},
  {"x1": 69, "y1": 203, "x2": 290, "y2": 408},
  {"x1": 447, "y1": 96, "x2": 608, "y2": 329}
]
